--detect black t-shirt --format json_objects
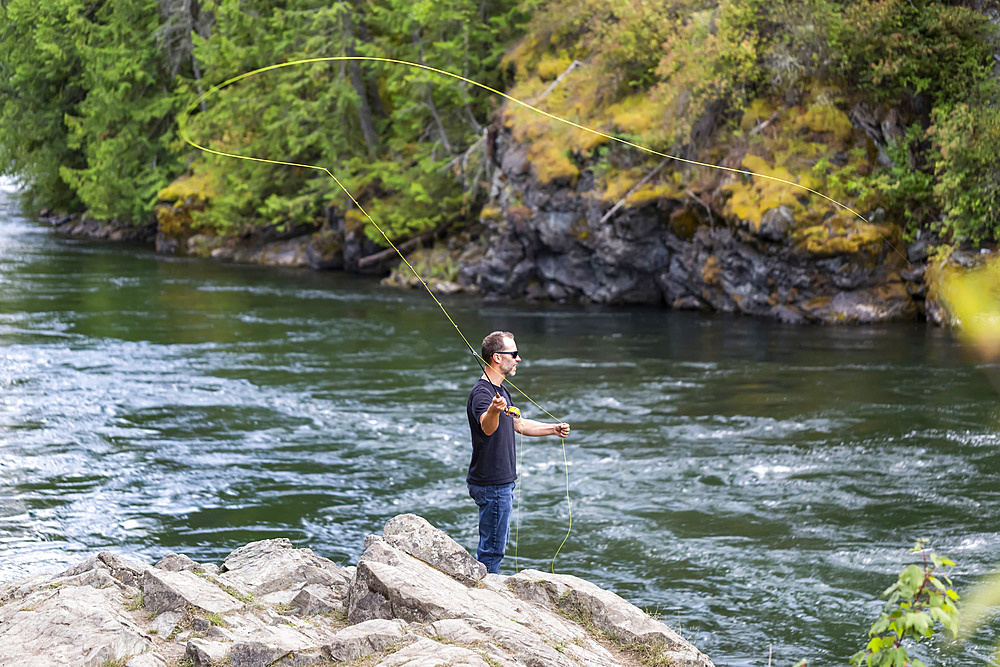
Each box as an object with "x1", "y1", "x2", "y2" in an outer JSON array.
[{"x1": 466, "y1": 378, "x2": 516, "y2": 486}]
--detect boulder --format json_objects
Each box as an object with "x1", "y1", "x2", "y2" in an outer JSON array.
[
  {"x1": 0, "y1": 584, "x2": 154, "y2": 667},
  {"x1": 185, "y1": 638, "x2": 230, "y2": 667},
  {"x1": 508, "y1": 570, "x2": 714, "y2": 667},
  {"x1": 323, "y1": 619, "x2": 410, "y2": 661},
  {"x1": 155, "y1": 552, "x2": 215, "y2": 574},
  {"x1": 289, "y1": 583, "x2": 345, "y2": 616},
  {"x1": 141, "y1": 568, "x2": 245, "y2": 615},
  {"x1": 381, "y1": 513, "x2": 487, "y2": 585},
  {"x1": 377, "y1": 637, "x2": 494, "y2": 667},
  {"x1": 58, "y1": 551, "x2": 151, "y2": 589},
  {"x1": 220, "y1": 538, "x2": 350, "y2": 598},
  {"x1": 0, "y1": 514, "x2": 715, "y2": 667},
  {"x1": 125, "y1": 654, "x2": 167, "y2": 667},
  {"x1": 347, "y1": 521, "x2": 652, "y2": 667}
]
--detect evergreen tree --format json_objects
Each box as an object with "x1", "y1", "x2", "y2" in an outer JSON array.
[
  {"x1": 0, "y1": 0, "x2": 88, "y2": 212},
  {"x1": 184, "y1": 0, "x2": 530, "y2": 241},
  {"x1": 0, "y1": 0, "x2": 189, "y2": 220}
]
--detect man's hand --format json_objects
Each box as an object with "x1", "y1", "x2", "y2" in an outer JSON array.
[
  {"x1": 489, "y1": 393, "x2": 508, "y2": 415},
  {"x1": 553, "y1": 422, "x2": 570, "y2": 438},
  {"x1": 479, "y1": 393, "x2": 507, "y2": 436}
]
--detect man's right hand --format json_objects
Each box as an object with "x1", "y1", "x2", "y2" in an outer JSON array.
[
  {"x1": 489, "y1": 393, "x2": 508, "y2": 415},
  {"x1": 479, "y1": 393, "x2": 508, "y2": 436}
]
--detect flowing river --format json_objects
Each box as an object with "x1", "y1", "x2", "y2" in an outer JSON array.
[{"x1": 2, "y1": 184, "x2": 999, "y2": 665}]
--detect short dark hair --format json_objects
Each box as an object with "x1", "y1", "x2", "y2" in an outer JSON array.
[{"x1": 481, "y1": 331, "x2": 513, "y2": 364}]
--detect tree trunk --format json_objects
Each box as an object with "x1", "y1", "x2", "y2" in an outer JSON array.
[
  {"x1": 413, "y1": 30, "x2": 452, "y2": 153},
  {"x1": 343, "y1": 5, "x2": 378, "y2": 159}
]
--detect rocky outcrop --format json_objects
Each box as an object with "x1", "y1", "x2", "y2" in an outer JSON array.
[
  {"x1": 150, "y1": 187, "x2": 397, "y2": 274},
  {"x1": 48, "y1": 213, "x2": 156, "y2": 244},
  {"x1": 0, "y1": 514, "x2": 714, "y2": 667},
  {"x1": 456, "y1": 130, "x2": 925, "y2": 324}
]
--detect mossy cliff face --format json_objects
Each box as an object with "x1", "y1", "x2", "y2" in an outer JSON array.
[
  {"x1": 452, "y1": 0, "x2": 969, "y2": 324},
  {"x1": 458, "y1": 118, "x2": 922, "y2": 324},
  {"x1": 450, "y1": 25, "x2": 932, "y2": 325}
]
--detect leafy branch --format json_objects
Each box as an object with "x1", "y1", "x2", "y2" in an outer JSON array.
[{"x1": 850, "y1": 539, "x2": 959, "y2": 667}]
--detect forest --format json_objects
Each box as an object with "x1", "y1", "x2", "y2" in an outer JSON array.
[{"x1": 1, "y1": 0, "x2": 998, "y2": 254}]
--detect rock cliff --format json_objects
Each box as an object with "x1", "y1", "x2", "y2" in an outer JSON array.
[
  {"x1": 455, "y1": 128, "x2": 927, "y2": 325},
  {"x1": 0, "y1": 514, "x2": 714, "y2": 667}
]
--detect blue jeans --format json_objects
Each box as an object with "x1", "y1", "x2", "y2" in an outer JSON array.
[{"x1": 468, "y1": 482, "x2": 516, "y2": 574}]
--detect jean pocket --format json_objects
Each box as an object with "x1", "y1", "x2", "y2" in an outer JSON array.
[{"x1": 468, "y1": 484, "x2": 487, "y2": 504}]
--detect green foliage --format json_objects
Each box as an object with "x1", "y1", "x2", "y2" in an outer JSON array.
[
  {"x1": 3, "y1": 0, "x2": 999, "y2": 249},
  {"x1": 184, "y1": 0, "x2": 528, "y2": 242},
  {"x1": 0, "y1": 0, "x2": 88, "y2": 212},
  {"x1": 927, "y1": 92, "x2": 1000, "y2": 245},
  {"x1": 58, "y1": 0, "x2": 187, "y2": 222},
  {"x1": 850, "y1": 540, "x2": 959, "y2": 667},
  {"x1": 512, "y1": 0, "x2": 999, "y2": 245},
  {"x1": 822, "y1": 124, "x2": 935, "y2": 239},
  {"x1": 830, "y1": 0, "x2": 996, "y2": 105},
  {"x1": 865, "y1": 126, "x2": 935, "y2": 234},
  {"x1": 0, "y1": 0, "x2": 187, "y2": 220}
]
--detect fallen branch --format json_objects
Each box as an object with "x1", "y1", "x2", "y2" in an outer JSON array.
[
  {"x1": 357, "y1": 222, "x2": 447, "y2": 270},
  {"x1": 533, "y1": 60, "x2": 582, "y2": 105},
  {"x1": 599, "y1": 159, "x2": 669, "y2": 224},
  {"x1": 685, "y1": 188, "x2": 715, "y2": 226},
  {"x1": 750, "y1": 111, "x2": 779, "y2": 136}
]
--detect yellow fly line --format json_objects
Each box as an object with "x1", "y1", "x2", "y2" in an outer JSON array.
[{"x1": 178, "y1": 56, "x2": 878, "y2": 572}]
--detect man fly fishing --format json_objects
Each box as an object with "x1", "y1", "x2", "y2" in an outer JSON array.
[{"x1": 466, "y1": 331, "x2": 571, "y2": 573}]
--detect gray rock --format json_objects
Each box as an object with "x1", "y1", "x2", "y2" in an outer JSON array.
[
  {"x1": 141, "y1": 568, "x2": 245, "y2": 615},
  {"x1": 758, "y1": 205, "x2": 794, "y2": 242},
  {"x1": 508, "y1": 570, "x2": 714, "y2": 667},
  {"x1": 348, "y1": 535, "x2": 623, "y2": 667},
  {"x1": 186, "y1": 638, "x2": 230, "y2": 667},
  {"x1": 220, "y1": 538, "x2": 350, "y2": 597},
  {"x1": 206, "y1": 625, "x2": 237, "y2": 642},
  {"x1": 323, "y1": 619, "x2": 409, "y2": 661},
  {"x1": 381, "y1": 514, "x2": 487, "y2": 585},
  {"x1": 148, "y1": 609, "x2": 186, "y2": 637},
  {"x1": 125, "y1": 654, "x2": 167, "y2": 667},
  {"x1": 58, "y1": 551, "x2": 151, "y2": 589},
  {"x1": 228, "y1": 640, "x2": 286, "y2": 667},
  {"x1": 289, "y1": 583, "x2": 345, "y2": 616},
  {"x1": 228, "y1": 638, "x2": 327, "y2": 666},
  {"x1": 155, "y1": 553, "x2": 205, "y2": 573},
  {"x1": 376, "y1": 637, "x2": 492, "y2": 667},
  {"x1": 0, "y1": 514, "x2": 715, "y2": 667},
  {"x1": 257, "y1": 235, "x2": 311, "y2": 268},
  {"x1": 0, "y1": 584, "x2": 154, "y2": 667},
  {"x1": 454, "y1": 125, "x2": 928, "y2": 324},
  {"x1": 418, "y1": 620, "x2": 520, "y2": 667},
  {"x1": 48, "y1": 567, "x2": 123, "y2": 592}
]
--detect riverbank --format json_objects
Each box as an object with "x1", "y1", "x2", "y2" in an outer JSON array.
[
  {"x1": 0, "y1": 514, "x2": 714, "y2": 667},
  {"x1": 46, "y1": 204, "x2": 963, "y2": 327}
]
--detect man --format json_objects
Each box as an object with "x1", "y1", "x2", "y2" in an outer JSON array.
[{"x1": 466, "y1": 331, "x2": 571, "y2": 573}]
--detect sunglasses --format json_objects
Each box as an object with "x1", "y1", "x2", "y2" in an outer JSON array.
[{"x1": 496, "y1": 350, "x2": 519, "y2": 358}]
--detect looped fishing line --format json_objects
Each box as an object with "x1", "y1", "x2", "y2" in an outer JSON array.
[{"x1": 179, "y1": 56, "x2": 891, "y2": 572}]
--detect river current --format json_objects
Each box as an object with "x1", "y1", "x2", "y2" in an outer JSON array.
[{"x1": 1, "y1": 184, "x2": 998, "y2": 665}]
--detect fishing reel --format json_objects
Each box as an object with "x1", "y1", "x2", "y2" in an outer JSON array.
[{"x1": 506, "y1": 405, "x2": 521, "y2": 418}]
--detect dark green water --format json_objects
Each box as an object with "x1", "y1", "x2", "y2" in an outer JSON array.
[{"x1": 2, "y1": 186, "x2": 999, "y2": 665}]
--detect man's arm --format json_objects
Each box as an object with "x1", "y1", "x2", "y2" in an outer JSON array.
[
  {"x1": 514, "y1": 417, "x2": 570, "y2": 438},
  {"x1": 478, "y1": 393, "x2": 508, "y2": 436}
]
